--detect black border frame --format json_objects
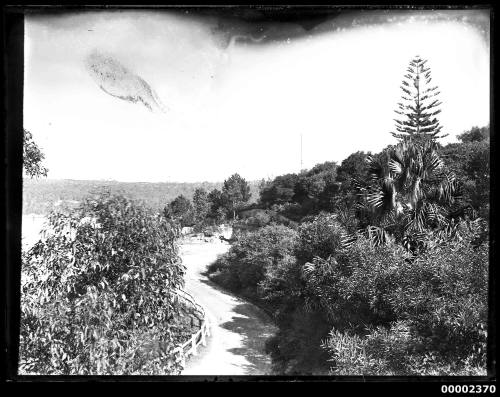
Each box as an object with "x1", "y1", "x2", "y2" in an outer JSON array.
[{"x1": 2, "y1": 3, "x2": 497, "y2": 387}]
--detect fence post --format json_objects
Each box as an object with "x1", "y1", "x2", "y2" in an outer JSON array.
[
  {"x1": 191, "y1": 335, "x2": 197, "y2": 356},
  {"x1": 201, "y1": 325, "x2": 207, "y2": 346},
  {"x1": 174, "y1": 289, "x2": 211, "y2": 369},
  {"x1": 175, "y1": 346, "x2": 186, "y2": 369},
  {"x1": 205, "y1": 318, "x2": 210, "y2": 337}
]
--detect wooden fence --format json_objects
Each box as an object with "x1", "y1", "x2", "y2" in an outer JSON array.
[{"x1": 172, "y1": 289, "x2": 211, "y2": 368}]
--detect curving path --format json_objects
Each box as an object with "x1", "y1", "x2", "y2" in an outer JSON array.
[{"x1": 178, "y1": 238, "x2": 277, "y2": 375}]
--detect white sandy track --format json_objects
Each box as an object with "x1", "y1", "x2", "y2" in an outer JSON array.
[{"x1": 178, "y1": 238, "x2": 277, "y2": 376}]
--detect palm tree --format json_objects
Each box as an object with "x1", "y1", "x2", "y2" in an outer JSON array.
[
  {"x1": 345, "y1": 55, "x2": 460, "y2": 249},
  {"x1": 357, "y1": 138, "x2": 459, "y2": 249}
]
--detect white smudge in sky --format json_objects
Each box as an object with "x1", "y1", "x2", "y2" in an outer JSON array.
[
  {"x1": 85, "y1": 49, "x2": 167, "y2": 113},
  {"x1": 24, "y1": 10, "x2": 490, "y2": 183}
]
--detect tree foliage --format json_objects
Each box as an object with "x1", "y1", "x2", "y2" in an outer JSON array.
[
  {"x1": 336, "y1": 151, "x2": 368, "y2": 186},
  {"x1": 258, "y1": 162, "x2": 340, "y2": 219},
  {"x1": 392, "y1": 56, "x2": 445, "y2": 142},
  {"x1": 164, "y1": 195, "x2": 194, "y2": 227},
  {"x1": 259, "y1": 174, "x2": 299, "y2": 207},
  {"x1": 321, "y1": 232, "x2": 488, "y2": 375},
  {"x1": 23, "y1": 129, "x2": 48, "y2": 178},
  {"x1": 20, "y1": 192, "x2": 185, "y2": 375},
  {"x1": 294, "y1": 162, "x2": 339, "y2": 211},
  {"x1": 206, "y1": 224, "x2": 298, "y2": 301},
  {"x1": 358, "y1": 138, "x2": 461, "y2": 249},
  {"x1": 352, "y1": 55, "x2": 469, "y2": 249},
  {"x1": 207, "y1": 188, "x2": 228, "y2": 223},
  {"x1": 440, "y1": 125, "x2": 490, "y2": 219},
  {"x1": 222, "y1": 173, "x2": 251, "y2": 219},
  {"x1": 203, "y1": 53, "x2": 489, "y2": 376},
  {"x1": 457, "y1": 125, "x2": 490, "y2": 143},
  {"x1": 192, "y1": 188, "x2": 210, "y2": 227}
]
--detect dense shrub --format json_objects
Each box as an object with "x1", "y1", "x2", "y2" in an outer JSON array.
[
  {"x1": 20, "y1": 192, "x2": 186, "y2": 375},
  {"x1": 206, "y1": 225, "x2": 298, "y2": 301},
  {"x1": 321, "y1": 232, "x2": 488, "y2": 375},
  {"x1": 295, "y1": 213, "x2": 345, "y2": 263},
  {"x1": 265, "y1": 308, "x2": 332, "y2": 375},
  {"x1": 259, "y1": 217, "x2": 488, "y2": 375},
  {"x1": 259, "y1": 215, "x2": 349, "y2": 374},
  {"x1": 164, "y1": 194, "x2": 194, "y2": 227},
  {"x1": 259, "y1": 162, "x2": 340, "y2": 218},
  {"x1": 259, "y1": 174, "x2": 299, "y2": 207},
  {"x1": 301, "y1": 237, "x2": 404, "y2": 332},
  {"x1": 202, "y1": 125, "x2": 490, "y2": 375},
  {"x1": 441, "y1": 136, "x2": 490, "y2": 219},
  {"x1": 208, "y1": 192, "x2": 488, "y2": 376},
  {"x1": 238, "y1": 209, "x2": 272, "y2": 229}
]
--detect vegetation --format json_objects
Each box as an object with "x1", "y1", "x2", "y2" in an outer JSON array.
[
  {"x1": 222, "y1": 173, "x2": 252, "y2": 220},
  {"x1": 207, "y1": 212, "x2": 488, "y2": 375},
  {"x1": 21, "y1": 54, "x2": 489, "y2": 376},
  {"x1": 440, "y1": 126, "x2": 490, "y2": 219},
  {"x1": 206, "y1": 224, "x2": 298, "y2": 302},
  {"x1": 22, "y1": 178, "x2": 261, "y2": 215},
  {"x1": 204, "y1": 55, "x2": 489, "y2": 375},
  {"x1": 20, "y1": 192, "x2": 186, "y2": 374},
  {"x1": 206, "y1": 188, "x2": 228, "y2": 224},
  {"x1": 192, "y1": 188, "x2": 210, "y2": 229},
  {"x1": 23, "y1": 129, "x2": 48, "y2": 178},
  {"x1": 392, "y1": 55, "x2": 445, "y2": 142},
  {"x1": 321, "y1": 228, "x2": 488, "y2": 375},
  {"x1": 356, "y1": 138, "x2": 460, "y2": 249},
  {"x1": 164, "y1": 194, "x2": 194, "y2": 227},
  {"x1": 259, "y1": 173, "x2": 299, "y2": 207}
]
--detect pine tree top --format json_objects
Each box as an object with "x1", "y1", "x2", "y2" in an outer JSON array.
[{"x1": 392, "y1": 56, "x2": 447, "y2": 143}]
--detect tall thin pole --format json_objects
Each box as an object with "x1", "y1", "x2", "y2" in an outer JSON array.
[{"x1": 300, "y1": 133, "x2": 303, "y2": 171}]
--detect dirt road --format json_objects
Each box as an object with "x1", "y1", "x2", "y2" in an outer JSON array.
[
  {"x1": 21, "y1": 218, "x2": 277, "y2": 375},
  {"x1": 178, "y1": 238, "x2": 277, "y2": 376}
]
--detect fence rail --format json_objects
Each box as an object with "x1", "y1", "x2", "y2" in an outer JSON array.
[{"x1": 172, "y1": 289, "x2": 210, "y2": 368}]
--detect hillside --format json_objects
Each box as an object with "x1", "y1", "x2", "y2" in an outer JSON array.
[{"x1": 23, "y1": 178, "x2": 261, "y2": 215}]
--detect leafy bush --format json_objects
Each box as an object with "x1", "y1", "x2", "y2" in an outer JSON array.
[
  {"x1": 23, "y1": 129, "x2": 48, "y2": 178},
  {"x1": 265, "y1": 307, "x2": 332, "y2": 375},
  {"x1": 320, "y1": 232, "x2": 488, "y2": 375},
  {"x1": 164, "y1": 194, "x2": 194, "y2": 227},
  {"x1": 258, "y1": 215, "x2": 349, "y2": 374},
  {"x1": 259, "y1": 162, "x2": 340, "y2": 217},
  {"x1": 264, "y1": 219, "x2": 488, "y2": 375},
  {"x1": 259, "y1": 174, "x2": 299, "y2": 207},
  {"x1": 441, "y1": 135, "x2": 490, "y2": 219},
  {"x1": 208, "y1": 187, "x2": 488, "y2": 376},
  {"x1": 295, "y1": 213, "x2": 345, "y2": 263},
  {"x1": 241, "y1": 210, "x2": 272, "y2": 228},
  {"x1": 206, "y1": 225, "x2": 298, "y2": 301},
  {"x1": 19, "y1": 192, "x2": 186, "y2": 375},
  {"x1": 212, "y1": 214, "x2": 351, "y2": 374}
]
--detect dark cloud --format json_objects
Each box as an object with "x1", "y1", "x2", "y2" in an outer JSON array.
[
  {"x1": 26, "y1": 7, "x2": 490, "y2": 49},
  {"x1": 175, "y1": 7, "x2": 490, "y2": 47}
]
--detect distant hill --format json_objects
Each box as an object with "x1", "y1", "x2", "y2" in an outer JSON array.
[{"x1": 23, "y1": 178, "x2": 261, "y2": 215}]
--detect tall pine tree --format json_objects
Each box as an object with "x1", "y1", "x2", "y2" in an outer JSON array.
[{"x1": 392, "y1": 56, "x2": 446, "y2": 142}]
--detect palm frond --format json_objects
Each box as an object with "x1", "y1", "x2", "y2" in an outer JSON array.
[
  {"x1": 365, "y1": 225, "x2": 389, "y2": 247},
  {"x1": 340, "y1": 231, "x2": 358, "y2": 250}
]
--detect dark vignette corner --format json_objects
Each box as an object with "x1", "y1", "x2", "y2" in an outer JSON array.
[{"x1": 2, "y1": 6, "x2": 24, "y2": 382}]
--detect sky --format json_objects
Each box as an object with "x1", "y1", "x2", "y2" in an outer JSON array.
[{"x1": 24, "y1": 8, "x2": 490, "y2": 183}]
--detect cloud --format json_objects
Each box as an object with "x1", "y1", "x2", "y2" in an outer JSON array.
[{"x1": 85, "y1": 49, "x2": 167, "y2": 113}]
